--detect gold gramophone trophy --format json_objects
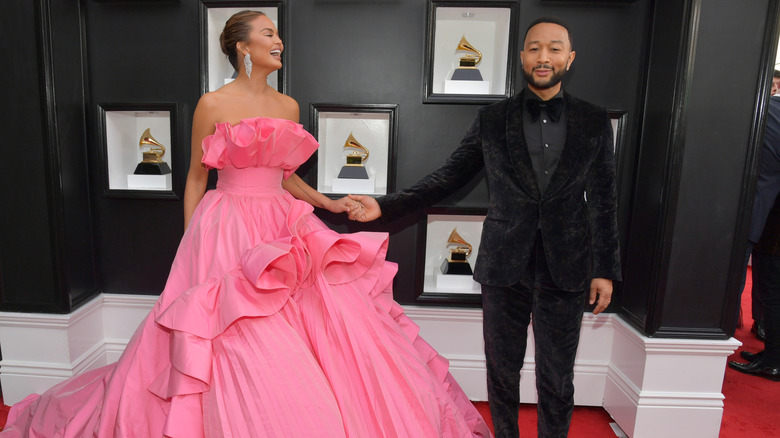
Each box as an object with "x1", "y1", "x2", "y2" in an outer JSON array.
[
  {"x1": 440, "y1": 228, "x2": 474, "y2": 275},
  {"x1": 450, "y1": 35, "x2": 484, "y2": 81},
  {"x1": 336, "y1": 132, "x2": 370, "y2": 179},
  {"x1": 133, "y1": 128, "x2": 171, "y2": 175}
]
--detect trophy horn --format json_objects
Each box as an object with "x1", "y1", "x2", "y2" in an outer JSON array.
[
  {"x1": 139, "y1": 128, "x2": 166, "y2": 162},
  {"x1": 344, "y1": 132, "x2": 370, "y2": 163},
  {"x1": 456, "y1": 35, "x2": 482, "y2": 66},
  {"x1": 447, "y1": 227, "x2": 473, "y2": 258}
]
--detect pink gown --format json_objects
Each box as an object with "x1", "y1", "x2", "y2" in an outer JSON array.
[{"x1": 2, "y1": 117, "x2": 492, "y2": 437}]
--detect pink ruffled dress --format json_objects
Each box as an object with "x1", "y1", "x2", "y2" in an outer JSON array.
[{"x1": 2, "y1": 117, "x2": 492, "y2": 437}]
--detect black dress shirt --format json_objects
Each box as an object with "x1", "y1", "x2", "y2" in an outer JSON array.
[{"x1": 522, "y1": 90, "x2": 567, "y2": 195}]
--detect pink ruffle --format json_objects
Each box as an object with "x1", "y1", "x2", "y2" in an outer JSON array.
[
  {"x1": 201, "y1": 117, "x2": 319, "y2": 179},
  {"x1": 149, "y1": 218, "x2": 397, "y2": 408},
  {"x1": 305, "y1": 230, "x2": 389, "y2": 285}
]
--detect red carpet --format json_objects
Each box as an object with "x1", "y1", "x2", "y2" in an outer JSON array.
[
  {"x1": 473, "y1": 402, "x2": 617, "y2": 437},
  {"x1": 719, "y1": 266, "x2": 780, "y2": 437},
  {"x1": 1, "y1": 271, "x2": 777, "y2": 435},
  {"x1": 0, "y1": 395, "x2": 7, "y2": 432}
]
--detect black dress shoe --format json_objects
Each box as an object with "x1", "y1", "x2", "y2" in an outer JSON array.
[
  {"x1": 740, "y1": 350, "x2": 764, "y2": 362},
  {"x1": 752, "y1": 320, "x2": 766, "y2": 341},
  {"x1": 728, "y1": 358, "x2": 780, "y2": 381}
]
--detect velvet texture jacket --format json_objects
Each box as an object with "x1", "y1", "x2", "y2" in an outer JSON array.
[{"x1": 378, "y1": 90, "x2": 621, "y2": 291}]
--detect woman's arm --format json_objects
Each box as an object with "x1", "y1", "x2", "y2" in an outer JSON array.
[
  {"x1": 282, "y1": 174, "x2": 353, "y2": 213},
  {"x1": 277, "y1": 97, "x2": 355, "y2": 213},
  {"x1": 183, "y1": 95, "x2": 219, "y2": 229}
]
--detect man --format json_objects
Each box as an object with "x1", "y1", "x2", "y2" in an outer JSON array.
[
  {"x1": 772, "y1": 69, "x2": 780, "y2": 96},
  {"x1": 349, "y1": 17, "x2": 620, "y2": 438},
  {"x1": 729, "y1": 193, "x2": 780, "y2": 381},
  {"x1": 744, "y1": 74, "x2": 780, "y2": 341},
  {"x1": 730, "y1": 81, "x2": 780, "y2": 376}
]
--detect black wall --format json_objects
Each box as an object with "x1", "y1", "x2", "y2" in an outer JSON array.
[
  {"x1": 2, "y1": 0, "x2": 776, "y2": 339},
  {"x1": 84, "y1": 2, "x2": 198, "y2": 295},
  {"x1": 288, "y1": 0, "x2": 652, "y2": 307}
]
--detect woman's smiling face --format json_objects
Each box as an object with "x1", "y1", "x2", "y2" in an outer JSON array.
[{"x1": 240, "y1": 15, "x2": 284, "y2": 73}]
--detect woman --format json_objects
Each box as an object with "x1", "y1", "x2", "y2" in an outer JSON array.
[{"x1": 2, "y1": 11, "x2": 490, "y2": 437}]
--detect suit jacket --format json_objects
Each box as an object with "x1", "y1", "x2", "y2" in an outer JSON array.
[
  {"x1": 749, "y1": 95, "x2": 780, "y2": 243},
  {"x1": 378, "y1": 90, "x2": 621, "y2": 291}
]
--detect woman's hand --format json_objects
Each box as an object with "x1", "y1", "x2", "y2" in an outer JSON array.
[{"x1": 327, "y1": 196, "x2": 356, "y2": 214}]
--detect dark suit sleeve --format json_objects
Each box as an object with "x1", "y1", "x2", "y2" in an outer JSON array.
[
  {"x1": 377, "y1": 112, "x2": 486, "y2": 222},
  {"x1": 749, "y1": 98, "x2": 780, "y2": 243},
  {"x1": 585, "y1": 117, "x2": 622, "y2": 281}
]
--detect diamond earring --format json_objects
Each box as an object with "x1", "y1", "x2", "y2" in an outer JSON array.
[{"x1": 243, "y1": 51, "x2": 252, "y2": 79}]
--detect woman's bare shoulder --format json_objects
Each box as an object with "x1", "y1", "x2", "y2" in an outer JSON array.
[
  {"x1": 196, "y1": 88, "x2": 241, "y2": 122},
  {"x1": 193, "y1": 91, "x2": 228, "y2": 132},
  {"x1": 200, "y1": 87, "x2": 237, "y2": 108}
]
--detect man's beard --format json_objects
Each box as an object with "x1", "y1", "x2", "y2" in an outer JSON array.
[{"x1": 523, "y1": 64, "x2": 567, "y2": 90}]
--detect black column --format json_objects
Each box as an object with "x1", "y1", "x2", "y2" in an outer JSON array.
[
  {"x1": 620, "y1": 0, "x2": 779, "y2": 338},
  {"x1": 0, "y1": 0, "x2": 97, "y2": 313}
]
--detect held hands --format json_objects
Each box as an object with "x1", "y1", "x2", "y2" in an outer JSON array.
[
  {"x1": 589, "y1": 278, "x2": 613, "y2": 315},
  {"x1": 328, "y1": 195, "x2": 381, "y2": 222},
  {"x1": 346, "y1": 194, "x2": 382, "y2": 222},
  {"x1": 327, "y1": 196, "x2": 355, "y2": 214}
]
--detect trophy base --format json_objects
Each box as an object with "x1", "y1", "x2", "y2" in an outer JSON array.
[
  {"x1": 451, "y1": 68, "x2": 484, "y2": 81},
  {"x1": 337, "y1": 165, "x2": 369, "y2": 179},
  {"x1": 134, "y1": 162, "x2": 171, "y2": 175},
  {"x1": 127, "y1": 174, "x2": 171, "y2": 190},
  {"x1": 332, "y1": 177, "x2": 375, "y2": 194},
  {"x1": 440, "y1": 259, "x2": 474, "y2": 275},
  {"x1": 444, "y1": 79, "x2": 491, "y2": 95},
  {"x1": 435, "y1": 272, "x2": 480, "y2": 291}
]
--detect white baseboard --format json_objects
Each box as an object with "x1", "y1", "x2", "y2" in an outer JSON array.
[
  {"x1": 0, "y1": 294, "x2": 157, "y2": 405},
  {"x1": 0, "y1": 294, "x2": 740, "y2": 437},
  {"x1": 403, "y1": 306, "x2": 611, "y2": 406},
  {"x1": 603, "y1": 317, "x2": 741, "y2": 438}
]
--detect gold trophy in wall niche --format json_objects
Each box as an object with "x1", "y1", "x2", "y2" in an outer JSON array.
[
  {"x1": 134, "y1": 128, "x2": 171, "y2": 175},
  {"x1": 337, "y1": 132, "x2": 370, "y2": 179},
  {"x1": 450, "y1": 35, "x2": 483, "y2": 82},
  {"x1": 440, "y1": 227, "x2": 474, "y2": 275}
]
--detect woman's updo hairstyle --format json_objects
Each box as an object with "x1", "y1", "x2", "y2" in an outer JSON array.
[{"x1": 220, "y1": 10, "x2": 266, "y2": 71}]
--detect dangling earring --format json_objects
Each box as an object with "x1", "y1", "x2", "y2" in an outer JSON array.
[{"x1": 243, "y1": 51, "x2": 252, "y2": 79}]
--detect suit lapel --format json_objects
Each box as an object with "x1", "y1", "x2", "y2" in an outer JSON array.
[
  {"x1": 543, "y1": 92, "x2": 585, "y2": 198},
  {"x1": 505, "y1": 90, "x2": 542, "y2": 200}
]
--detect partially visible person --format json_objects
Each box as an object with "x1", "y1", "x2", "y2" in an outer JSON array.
[
  {"x1": 730, "y1": 192, "x2": 780, "y2": 381},
  {"x1": 1, "y1": 11, "x2": 491, "y2": 437},
  {"x1": 743, "y1": 77, "x2": 780, "y2": 340},
  {"x1": 350, "y1": 17, "x2": 620, "y2": 438},
  {"x1": 772, "y1": 69, "x2": 780, "y2": 95}
]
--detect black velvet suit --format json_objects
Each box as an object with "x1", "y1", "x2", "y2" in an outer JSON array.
[
  {"x1": 378, "y1": 89, "x2": 621, "y2": 438},
  {"x1": 378, "y1": 90, "x2": 621, "y2": 291}
]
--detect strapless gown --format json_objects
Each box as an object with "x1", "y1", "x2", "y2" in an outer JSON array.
[{"x1": 2, "y1": 117, "x2": 491, "y2": 437}]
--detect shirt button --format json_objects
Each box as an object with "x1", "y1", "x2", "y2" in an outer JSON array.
[
  {"x1": 543, "y1": 119, "x2": 548, "y2": 124},
  {"x1": 544, "y1": 170, "x2": 549, "y2": 175},
  {"x1": 544, "y1": 143, "x2": 549, "y2": 148}
]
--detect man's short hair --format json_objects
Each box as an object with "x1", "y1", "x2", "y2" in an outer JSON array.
[
  {"x1": 524, "y1": 17, "x2": 574, "y2": 51},
  {"x1": 773, "y1": 69, "x2": 780, "y2": 79}
]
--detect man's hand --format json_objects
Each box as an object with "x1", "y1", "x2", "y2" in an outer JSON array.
[
  {"x1": 347, "y1": 194, "x2": 382, "y2": 222},
  {"x1": 589, "y1": 278, "x2": 613, "y2": 315}
]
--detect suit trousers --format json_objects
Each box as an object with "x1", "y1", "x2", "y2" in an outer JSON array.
[
  {"x1": 753, "y1": 252, "x2": 780, "y2": 366},
  {"x1": 482, "y1": 232, "x2": 586, "y2": 438},
  {"x1": 741, "y1": 243, "x2": 765, "y2": 324}
]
